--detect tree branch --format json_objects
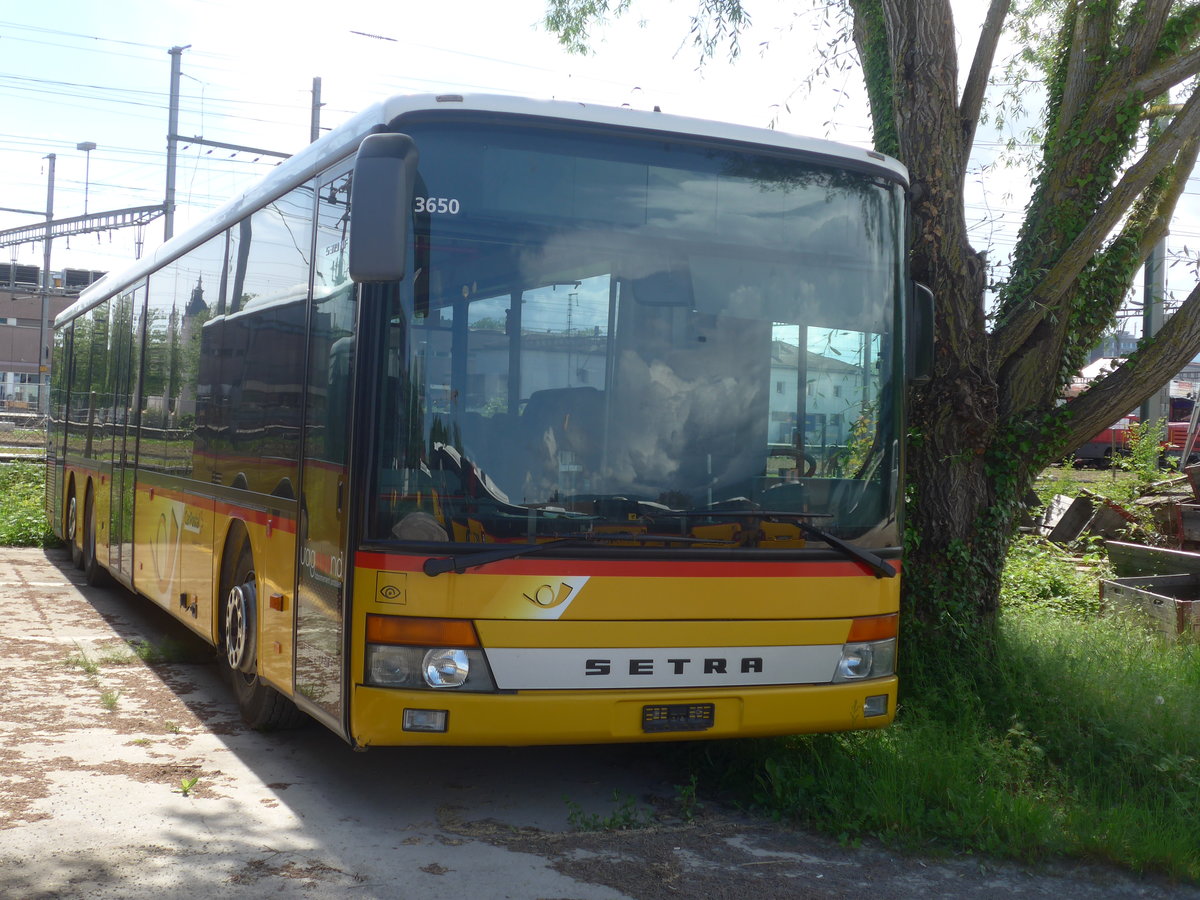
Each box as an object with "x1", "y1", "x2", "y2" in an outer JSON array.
[
  {"x1": 1116, "y1": 0, "x2": 1175, "y2": 76},
  {"x1": 959, "y1": 0, "x2": 1012, "y2": 164},
  {"x1": 543, "y1": 0, "x2": 632, "y2": 54},
  {"x1": 1024, "y1": 132, "x2": 1199, "y2": 449},
  {"x1": 1124, "y1": 43, "x2": 1200, "y2": 99},
  {"x1": 990, "y1": 87, "x2": 1200, "y2": 367},
  {"x1": 1051, "y1": 133, "x2": 1198, "y2": 383},
  {"x1": 1051, "y1": 1, "x2": 1116, "y2": 148},
  {"x1": 849, "y1": 0, "x2": 900, "y2": 158},
  {"x1": 1058, "y1": 278, "x2": 1200, "y2": 454}
]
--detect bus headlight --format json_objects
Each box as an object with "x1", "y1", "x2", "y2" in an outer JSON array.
[
  {"x1": 424, "y1": 648, "x2": 470, "y2": 688},
  {"x1": 365, "y1": 615, "x2": 497, "y2": 691},
  {"x1": 832, "y1": 638, "x2": 896, "y2": 682},
  {"x1": 367, "y1": 645, "x2": 425, "y2": 688},
  {"x1": 366, "y1": 644, "x2": 496, "y2": 690}
]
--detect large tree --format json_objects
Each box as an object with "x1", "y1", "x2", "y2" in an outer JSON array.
[{"x1": 546, "y1": 0, "x2": 1200, "y2": 646}]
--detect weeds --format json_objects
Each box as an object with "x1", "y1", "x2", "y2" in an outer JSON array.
[
  {"x1": 674, "y1": 775, "x2": 702, "y2": 822},
  {"x1": 176, "y1": 775, "x2": 200, "y2": 797},
  {"x1": 128, "y1": 637, "x2": 196, "y2": 664},
  {"x1": 67, "y1": 638, "x2": 197, "y2": 672},
  {"x1": 0, "y1": 461, "x2": 58, "y2": 547},
  {"x1": 565, "y1": 790, "x2": 653, "y2": 831},
  {"x1": 1000, "y1": 534, "x2": 1108, "y2": 618},
  {"x1": 64, "y1": 645, "x2": 101, "y2": 675},
  {"x1": 102, "y1": 638, "x2": 195, "y2": 666},
  {"x1": 65, "y1": 644, "x2": 139, "y2": 716},
  {"x1": 1118, "y1": 419, "x2": 1172, "y2": 491}
]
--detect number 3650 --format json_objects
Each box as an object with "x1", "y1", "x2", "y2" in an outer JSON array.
[{"x1": 414, "y1": 197, "x2": 460, "y2": 214}]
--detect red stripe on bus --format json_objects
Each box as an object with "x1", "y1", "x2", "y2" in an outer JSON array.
[
  {"x1": 131, "y1": 482, "x2": 297, "y2": 535},
  {"x1": 212, "y1": 501, "x2": 299, "y2": 534},
  {"x1": 136, "y1": 483, "x2": 216, "y2": 511}
]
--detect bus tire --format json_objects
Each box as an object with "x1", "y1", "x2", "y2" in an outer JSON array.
[
  {"x1": 220, "y1": 536, "x2": 306, "y2": 731},
  {"x1": 65, "y1": 483, "x2": 83, "y2": 569},
  {"x1": 81, "y1": 488, "x2": 110, "y2": 587}
]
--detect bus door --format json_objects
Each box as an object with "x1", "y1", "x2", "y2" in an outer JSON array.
[
  {"x1": 46, "y1": 325, "x2": 73, "y2": 535},
  {"x1": 108, "y1": 284, "x2": 145, "y2": 580},
  {"x1": 294, "y1": 171, "x2": 355, "y2": 728}
]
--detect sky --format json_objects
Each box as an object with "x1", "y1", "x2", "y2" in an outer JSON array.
[{"x1": 0, "y1": 0, "x2": 1196, "y2": 332}]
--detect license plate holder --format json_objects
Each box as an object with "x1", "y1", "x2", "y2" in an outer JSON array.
[{"x1": 642, "y1": 703, "x2": 715, "y2": 733}]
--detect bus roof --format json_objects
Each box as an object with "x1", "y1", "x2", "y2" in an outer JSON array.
[{"x1": 57, "y1": 93, "x2": 908, "y2": 328}]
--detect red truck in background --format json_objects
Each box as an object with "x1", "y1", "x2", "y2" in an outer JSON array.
[
  {"x1": 1073, "y1": 415, "x2": 1138, "y2": 467},
  {"x1": 1072, "y1": 397, "x2": 1196, "y2": 468}
]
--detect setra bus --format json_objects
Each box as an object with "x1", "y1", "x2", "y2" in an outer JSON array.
[{"x1": 47, "y1": 94, "x2": 930, "y2": 746}]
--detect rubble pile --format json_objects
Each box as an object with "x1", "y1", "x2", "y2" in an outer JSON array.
[{"x1": 1029, "y1": 469, "x2": 1200, "y2": 642}]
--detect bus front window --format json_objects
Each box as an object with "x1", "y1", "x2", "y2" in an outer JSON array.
[{"x1": 366, "y1": 120, "x2": 904, "y2": 552}]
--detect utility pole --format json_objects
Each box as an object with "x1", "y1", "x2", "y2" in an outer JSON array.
[
  {"x1": 1140, "y1": 239, "x2": 1170, "y2": 425},
  {"x1": 165, "y1": 45, "x2": 190, "y2": 242},
  {"x1": 311, "y1": 77, "x2": 323, "y2": 143},
  {"x1": 1139, "y1": 108, "x2": 1174, "y2": 428},
  {"x1": 76, "y1": 141, "x2": 96, "y2": 215},
  {"x1": 38, "y1": 154, "x2": 55, "y2": 417}
]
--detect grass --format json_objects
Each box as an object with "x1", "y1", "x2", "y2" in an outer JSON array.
[
  {"x1": 685, "y1": 536, "x2": 1200, "y2": 882},
  {"x1": 0, "y1": 427, "x2": 47, "y2": 449},
  {"x1": 65, "y1": 644, "x2": 102, "y2": 675},
  {"x1": 66, "y1": 638, "x2": 197, "y2": 671},
  {"x1": 565, "y1": 790, "x2": 654, "y2": 831},
  {"x1": 0, "y1": 461, "x2": 57, "y2": 547}
]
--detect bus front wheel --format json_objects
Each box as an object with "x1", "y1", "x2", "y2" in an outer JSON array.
[{"x1": 220, "y1": 539, "x2": 305, "y2": 730}]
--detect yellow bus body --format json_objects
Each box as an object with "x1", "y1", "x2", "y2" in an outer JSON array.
[
  {"x1": 61, "y1": 467, "x2": 898, "y2": 746},
  {"x1": 347, "y1": 552, "x2": 898, "y2": 746}
]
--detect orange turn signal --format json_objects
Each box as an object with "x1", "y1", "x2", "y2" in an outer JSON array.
[
  {"x1": 847, "y1": 614, "x2": 898, "y2": 642},
  {"x1": 366, "y1": 614, "x2": 479, "y2": 647}
]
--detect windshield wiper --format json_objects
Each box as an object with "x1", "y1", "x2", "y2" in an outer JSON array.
[
  {"x1": 647, "y1": 510, "x2": 834, "y2": 520},
  {"x1": 422, "y1": 533, "x2": 737, "y2": 576},
  {"x1": 647, "y1": 509, "x2": 896, "y2": 579},
  {"x1": 794, "y1": 521, "x2": 897, "y2": 579}
]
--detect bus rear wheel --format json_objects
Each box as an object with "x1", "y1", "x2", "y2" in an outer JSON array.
[
  {"x1": 65, "y1": 486, "x2": 83, "y2": 569},
  {"x1": 81, "y1": 489, "x2": 110, "y2": 587},
  {"x1": 220, "y1": 541, "x2": 306, "y2": 731}
]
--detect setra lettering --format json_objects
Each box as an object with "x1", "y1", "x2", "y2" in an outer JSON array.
[
  {"x1": 580, "y1": 656, "x2": 766, "y2": 677},
  {"x1": 584, "y1": 659, "x2": 611, "y2": 676}
]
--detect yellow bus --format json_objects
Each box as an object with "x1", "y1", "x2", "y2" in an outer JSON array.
[{"x1": 47, "y1": 94, "x2": 926, "y2": 746}]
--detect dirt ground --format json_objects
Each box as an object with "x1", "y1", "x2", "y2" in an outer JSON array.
[{"x1": 1, "y1": 545, "x2": 1198, "y2": 899}]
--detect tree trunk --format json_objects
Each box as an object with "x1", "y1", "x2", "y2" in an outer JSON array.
[
  {"x1": 904, "y1": 416, "x2": 1012, "y2": 643},
  {"x1": 874, "y1": 0, "x2": 1011, "y2": 642}
]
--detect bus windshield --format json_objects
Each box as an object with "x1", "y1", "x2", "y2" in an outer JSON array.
[{"x1": 362, "y1": 118, "x2": 905, "y2": 550}]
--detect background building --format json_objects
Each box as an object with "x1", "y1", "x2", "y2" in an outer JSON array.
[{"x1": 0, "y1": 264, "x2": 103, "y2": 413}]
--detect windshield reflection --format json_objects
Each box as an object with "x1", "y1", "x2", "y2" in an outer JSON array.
[{"x1": 365, "y1": 122, "x2": 903, "y2": 552}]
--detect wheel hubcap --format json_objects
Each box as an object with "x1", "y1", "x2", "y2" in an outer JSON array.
[
  {"x1": 225, "y1": 581, "x2": 255, "y2": 672},
  {"x1": 66, "y1": 495, "x2": 77, "y2": 542}
]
